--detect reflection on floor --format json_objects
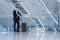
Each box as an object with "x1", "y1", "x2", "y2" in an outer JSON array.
[{"x1": 0, "y1": 32, "x2": 60, "y2": 40}]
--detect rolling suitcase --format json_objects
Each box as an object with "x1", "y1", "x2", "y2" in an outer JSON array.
[{"x1": 22, "y1": 23, "x2": 27, "y2": 32}]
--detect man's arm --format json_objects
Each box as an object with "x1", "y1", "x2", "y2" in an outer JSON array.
[{"x1": 18, "y1": 11, "x2": 22, "y2": 16}]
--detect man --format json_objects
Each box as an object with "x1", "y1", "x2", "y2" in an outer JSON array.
[{"x1": 13, "y1": 7, "x2": 22, "y2": 32}]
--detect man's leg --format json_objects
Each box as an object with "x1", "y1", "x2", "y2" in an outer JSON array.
[
  {"x1": 17, "y1": 21, "x2": 20, "y2": 32},
  {"x1": 14, "y1": 21, "x2": 16, "y2": 32}
]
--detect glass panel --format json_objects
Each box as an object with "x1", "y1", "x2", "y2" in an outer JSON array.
[{"x1": 38, "y1": 15, "x2": 58, "y2": 31}]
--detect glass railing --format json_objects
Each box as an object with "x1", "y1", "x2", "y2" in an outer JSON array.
[{"x1": 0, "y1": 16, "x2": 59, "y2": 32}]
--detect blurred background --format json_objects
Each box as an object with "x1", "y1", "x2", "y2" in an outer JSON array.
[{"x1": 0, "y1": 0, "x2": 60, "y2": 32}]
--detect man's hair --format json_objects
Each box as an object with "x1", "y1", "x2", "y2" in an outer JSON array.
[{"x1": 15, "y1": 6, "x2": 18, "y2": 8}]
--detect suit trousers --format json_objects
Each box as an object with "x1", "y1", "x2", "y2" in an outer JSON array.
[{"x1": 14, "y1": 20, "x2": 20, "y2": 31}]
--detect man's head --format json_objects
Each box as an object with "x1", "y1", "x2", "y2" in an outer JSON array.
[{"x1": 15, "y1": 6, "x2": 19, "y2": 10}]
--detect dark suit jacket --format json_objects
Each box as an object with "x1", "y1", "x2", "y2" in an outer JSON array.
[{"x1": 13, "y1": 10, "x2": 22, "y2": 21}]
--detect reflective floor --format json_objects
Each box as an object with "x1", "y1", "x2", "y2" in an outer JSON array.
[{"x1": 0, "y1": 32, "x2": 60, "y2": 40}]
